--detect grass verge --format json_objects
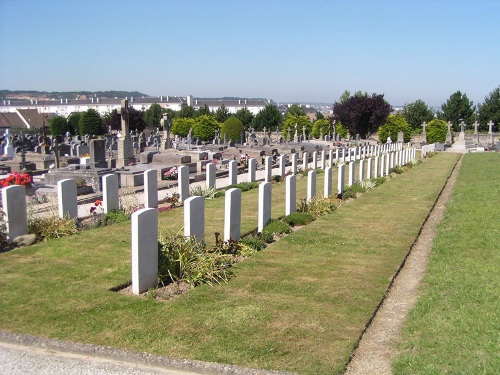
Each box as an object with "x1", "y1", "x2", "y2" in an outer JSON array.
[
  {"x1": 0, "y1": 153, "x2": 458, "y2": 374},
  {"x1": 392, "y1": 152, "x2": 500, "y2": 374}
]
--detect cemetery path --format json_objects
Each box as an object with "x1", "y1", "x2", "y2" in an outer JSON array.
[{"x1": 344, "y1": 155, "x2": 462, "y2": 375}]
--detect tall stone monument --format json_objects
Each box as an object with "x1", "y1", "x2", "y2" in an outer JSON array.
[
  {"x1": 445, "y1": 121, "x2": 453, "y2": 144},
  {"x1": 421, "y1": 122, "x2": 427, "y2": 144},
  {"x1": 117, "y1": 99, "x2": 136, "y2": 168},
  {"x1": 487, "y1": 120, "x2": 494, "y2": 145}
]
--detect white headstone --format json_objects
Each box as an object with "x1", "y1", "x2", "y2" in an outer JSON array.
[
  {"x1": 286, "y1": 175, "x2": 296, "y2": 216},
  {"x1": 184, "y1": 196, "x2": 204, "y2": 241},
  {"x1": 58, "y1": 179, "x2": 78, "y2": 219},
  {"x1": 367, "y1": 158, "x2": 373, "y2": 180},
  {"x1": 144, "y1": 170, "x2": 158, "y2": 208},
  {"x1": 279, "y1": 155, "x2": 286, "y2": 177},
  {"x1": 258, "y1": 182, "x2": 272, "y2": 233},
  {"x1": 324, "y1": 166, "x2": 332, "y2": 198},
  {"x1": 224, "y1": 188, "x2": 241, "y2": 241},
  {"x1": 206, "y1": 162, "x2": 216, "y2": 189},
  {"x1": 338, "y1": 163, "x2": 345, "y2": 195},
  {"x1": 177, "y1": 166, "x2": 190, "y2": 202},
  {"x1": 307, "y1": 170, "x2": 316, "y2": 202},
  {"x1": 229, "y1": 160, "x2": 238, "y2": 185},
  {"x1": 247, "y1": 158, "x2": 256, "y2": 182},
  {"x1": 131, "y1": 208, "x2": 158, "y2": 294},
  {"x1": 302, "y1": 151, "x2": 308, "y2": 170},
  {"x1": 2, "y1": 185, "x2": 27, "y2": 239},
  {"x1": 103, "y1": 174, "x2": 119, "y2": 213},
  {"x1": 348, "y1": 162, "x2": 355, "y2": 187},
  {"x1": 291, "y1": 152, "x2": 298, "y2": 175},
  {"x1": 264, "y1": 156, "x2": 272, "y2": 183}
]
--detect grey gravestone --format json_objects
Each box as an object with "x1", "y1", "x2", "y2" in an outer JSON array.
[{"x1": 89, "y1": 139, "x2": 107, "y2": 168}]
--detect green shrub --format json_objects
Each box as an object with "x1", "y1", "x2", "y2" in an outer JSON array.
[
  {"x1": 298, "y1": 196, "x2": 336, "y2": 217},
  {"x1": 391, "y1": 167, "x2": 404, "y2": 174},
  {"x1": 378, "y1": 114, "x2": 412, "y2": 143},
  {"x1": 271, "y1": 175, "x2": 283, "y2": 183},
  {"x1": 104, "y1": 209, "x2": 130, "y2": 225},
  {"x1": 263, "y1": 220, "x2": 292, "y2": 235},
  {"x1": 225, "y1": 182, "x2": 259, "y2": 191},
  {"x1": 28, "y1": 215, "x2": 79, "y2": 241},
  {"x1": 371, "y1": 177, "x2": 386, "y2": 187},
  {"x1": 221, "y1": 117, "x2": 244, "y2": 142},
  {"x1": 158, "y1": 234, "x2": 232, "y2": 287},
  {"x1": 240, "y1": 235, "x2": 268, "y2": 251},
  {"x1": 283, "y1": 212, "x2": 315, "y2": 226},
  {"x1": 426, "y1": 119, "x2": 448, "y2": 143},
  {"x1": 341, "y1": 184, "x2": 364, "y2": 200},
  {"x1": 190, "y1": 185, "x2": 223, "y2": 199}
]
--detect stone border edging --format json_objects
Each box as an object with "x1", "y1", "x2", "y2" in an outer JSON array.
[{"x1": 0, "y1": 330, "x2": 297, "y2": 375}]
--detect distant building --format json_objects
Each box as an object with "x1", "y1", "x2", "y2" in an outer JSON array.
[{"x1": 0, "y1": 95, "x2": 275, "y2": 130}]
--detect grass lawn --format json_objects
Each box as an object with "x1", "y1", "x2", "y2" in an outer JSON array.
[
  {"x1": 392, "y1": 152, "x2": 500, "y2": 374},
  {"x1": 0, "y1": 152, "x2": 459, "y2": 374}
]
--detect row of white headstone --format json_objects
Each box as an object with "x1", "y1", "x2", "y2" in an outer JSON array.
[
  {"x1": 131, "y1": 147, "x2": 417, "y2": 294},
  {"x1": 0, "y1": 146, "x2": 416, "y2": 244},
  {"x1": 421, "y1": 143, "x2": 436, "y2": 157}
]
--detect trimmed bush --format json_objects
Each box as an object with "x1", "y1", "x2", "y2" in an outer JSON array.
[
  {"x1": 426, "y1": 119, "x2": 448, "y2": 143},
  {"x1": 263, "y1": 220, "x2": 292, "y2": 235},
  {"x1": 283, "y1": 212, "x2": 315, "y2": 226},
  {"x1": 221, "y1": 117, "x2": 244, "y2": 142},
  {"x1": 378, "y1": 114, "x2": 412, "y2": 143}
]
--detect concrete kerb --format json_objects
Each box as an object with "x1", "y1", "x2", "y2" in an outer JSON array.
[{"x1": 0, "y1": 331, "x2": 295, "y2": 375}]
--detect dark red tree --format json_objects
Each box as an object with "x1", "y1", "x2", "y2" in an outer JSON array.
[
  {"x1": 105, "y1": 108, "x2": 146, "y2": 133},
  {"x1": 332, "y1": 93, "x2": 392, "y2": 137}
]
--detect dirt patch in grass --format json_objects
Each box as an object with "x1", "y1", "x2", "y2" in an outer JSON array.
[
  {"x1": 118, "y1": 281, "x2": 192, "y2": 302},
  {"x1": 344, "y1": 155, "x2": 462, "y2": 374}
]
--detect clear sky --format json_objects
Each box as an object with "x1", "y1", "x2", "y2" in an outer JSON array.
[{"x1": 0, "y1": 0, "x2": 499, "y2": 107}]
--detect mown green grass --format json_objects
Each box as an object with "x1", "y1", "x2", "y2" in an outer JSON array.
[
  {"x1": 0, "y1": 153, "x2": 458, "y2": 374},
  {"x1": 393, "y1": 152, "x2": 500, "y2": 374}
]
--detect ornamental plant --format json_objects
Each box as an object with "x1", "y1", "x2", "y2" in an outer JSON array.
[
  {"x1": 163, "y1": 167, "x2": 178, "y2": 180},
  {"x1": 0, "y1": 172, "x2": 33, "y2": 188}
]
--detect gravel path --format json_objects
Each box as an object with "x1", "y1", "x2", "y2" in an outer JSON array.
[{"x1": 344, "y1": 155, "x2": 462, "y2": 374}]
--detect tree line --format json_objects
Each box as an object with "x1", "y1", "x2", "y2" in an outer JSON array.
[{"x1": 48, "y1": 86, "x2": 500, "y2": 144}]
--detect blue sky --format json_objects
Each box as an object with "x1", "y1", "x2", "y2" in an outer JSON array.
[{"x1": 1, "y1": 0, "x2": 499, "y2": 107}]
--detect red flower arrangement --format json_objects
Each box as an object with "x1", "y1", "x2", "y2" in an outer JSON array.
[{"x1": 0, "y1": 172, "x2": 33, "y2": 188}]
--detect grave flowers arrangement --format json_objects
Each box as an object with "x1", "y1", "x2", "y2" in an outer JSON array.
[
  {"x1": 163, "y1": 167, "x2": 178, "y2": 180},
  {"x1": 0, "y1": 172, "x2": 33, "y2": 188},
  {"x1": 239, "y1": 154, "x2": 250, "y2": 167}
]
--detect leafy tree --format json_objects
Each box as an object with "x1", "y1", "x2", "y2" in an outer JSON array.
[
  {"x1": 334, "y1": 121, "x2": 349, "y2": 139},
  {"x1": 315, "y1": 111, "x2": 325, "y2": 120},
  {"x1": 378, "y1": 114, "x2": 412, "y2": 143},
  {"x1": 172, "y1": 117, "x2": 195, "y2": 137},
  {"x1": 286, "y1": 104, "x2": 306, "y2": 118},
  {"x1": 78, "y1": 108, "x2": 104, "y2": 136},
  {"x1": 332, "y1": 93, "x2": 392, "y2": 137},
  {"x1": 281, "y1": 114, "x2": 312, "y2": 139},
  {"x1": 214, "y1": 104, "x2": 230, "y2": 123},
  {"x1": 477, "y1": 86, "x2": 500, "y2": 131},
  {"x1": 253, "y1": 104, "x2": 283, "y2": 131},
  {"x1": 143, "y1": 103, "x2": 164, "y2": 129},
  {"x1": 104, "y1": 108, "x2": 145, "y2": 133},
  {"x1": 221, "y1": 117, "x2": 244, "y2": 142},
  {"x1": 66, "y1": 112, "x2": 81, "y2": 135},
  {"x1": 177, "y1": 105, "x2": 196, "y2": 119},
  {"x1": 439, "y1": 91, "x2": 475, "y2": 131},
  {"x1": 48, "y1": 115, "x2": 68, "y2": 137},
  {"x1": 196, "y1": 104, "x2": 211, "y2": 117},
  {"x1": 234, "y1": 107, "x2": 254, "y2": 128},
  {"x1": 402, "y1": 99, "x2": 435, "y2": 130},
  {"x1": 193, "y1": 115, "x2": 220, "y2": 141},
  {"x1": 426, "y1": 119, "x2": 448, "y2": 143},
  {"x1": 311, "y1": 118, "x2": 329, "y2": 139}
]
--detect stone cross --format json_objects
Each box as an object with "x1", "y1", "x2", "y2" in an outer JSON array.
[
  {"x1": 120, "y1": 99, "x2": 130, "y2": 139},
  {"x1": 302, "y1": 125, "x2": 306, "y2": 140},
  {"x1": 319, "y1": 128, "x2": 323, "y2": 140},
  {"x1": 460, "y1": 121, "x2": 466, "y2": 133},
  {"x1": 161, "y1": 114, "x2": 170, "y2": 149},
  {"x1": 473, "y1": 121, "x2": 479, "y2": 134},
  {"x1": 447, "y1": 121, "x2": 453, "y2": 133},
  {"x1": 422, "y1": 121, "x2": 427, "y2": 134},
  {"x1": 488, "y1": 120, "x2": 494, "y2": 134}
]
